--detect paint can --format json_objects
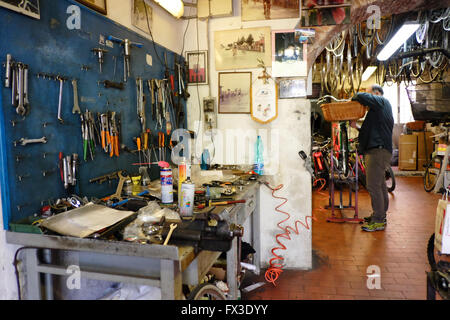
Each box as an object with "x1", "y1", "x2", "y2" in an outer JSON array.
[
  {"x1": 179, "y1": 179, "x2": 195, "y2": 217},
  {"x1": 160, "y1": 168, "x2": 173, "y2": 204}
]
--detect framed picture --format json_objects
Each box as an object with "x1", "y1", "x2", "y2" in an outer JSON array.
[
  {"x1": 214, "y1": 27, "x2": 272, "y2": 70},
  {"x1": 75, "y1": 0, "x2": 107, "y2": 15},
  {"x1": 252, "y1": 78, "x2": 278, "y2": 124},
  {"x1": 279, "y1": 78, "x2": 307, "y2": 99},
  {"x1": 272, "y1": 30, "x2": 308, "y2": 78},
  {"x1": 186, "y1": 50, "x2": 208, "y2": 85},
  {"x1": 300, "y1": 0, "x2": 351, "y2": 27},
  {"x1": 198, "y1": 0, "x2": 232, "y2": 19},
  {"x1": 132, "y1": 0, "x2": 152, "y2": 34},
  {"x1": 242, "y1": 0, "x2": 300, "y2": 22},
  {"x1": 218, "y1": 72, "x2": 252, "y2": 114},
  {"x1": 0, "y1": 0, "x2": 40, "y2": 19}
]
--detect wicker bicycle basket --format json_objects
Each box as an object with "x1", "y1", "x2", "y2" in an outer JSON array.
[{"x1": 321, "y1": 101, "x2": 368, "y2": 122}]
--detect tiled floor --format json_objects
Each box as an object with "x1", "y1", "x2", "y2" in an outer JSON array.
[{"x1": 244, "y1": 176, "x2": 442, "y2": 300}]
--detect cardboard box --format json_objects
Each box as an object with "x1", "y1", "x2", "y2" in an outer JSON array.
[
  {"x1": 399, "y1": 134, "x2": 418, "y2": 170},
  {"x1": 413, "y1": 131, "x2": 434, "y2": 171}
]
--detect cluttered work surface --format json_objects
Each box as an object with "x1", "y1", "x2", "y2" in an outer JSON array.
[{"x1": 6, "y1": 167, "x2": 261, "y2": 300}]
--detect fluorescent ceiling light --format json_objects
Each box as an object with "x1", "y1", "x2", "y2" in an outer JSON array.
[
  {"x1": 152, "y1": 0, "x2": 184, "y2": 18},
  {"x1": 362, "y1": 66, "x2": 377, "y2": 82},
  {"x1": 377, "y1": 22, "x2": 420, "y2": 61}
]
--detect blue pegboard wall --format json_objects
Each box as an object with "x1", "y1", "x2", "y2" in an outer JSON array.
[{"x1": 0, "y1": 0, "x2": 187, "y2": 229}]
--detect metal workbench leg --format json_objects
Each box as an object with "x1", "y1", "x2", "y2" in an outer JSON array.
[
  {"x1": 25, "y1": 249, "x2": 42, "y2": 300},
  {"x1": 160, "y1": 259, "x2": 182, "y2": 300},
  {"x1": 226, "y1": 237, "x2": 238, "y2": 300}
]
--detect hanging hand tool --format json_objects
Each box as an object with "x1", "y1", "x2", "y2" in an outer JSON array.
[
  {"x1": 16, "y1": 137, "x2": 47, "y2": 146},
  {"x1": 158, "y1": 132, "x2": 166, "y2": 162},
  {"x1": 148, "y1": 79, "x2": 156, "y2": 121},
  {"x1": 100, "y1": 80, "x2": 124, "y2": 90},
  {"x1": 56, "y1": 76, "x2": 65, "y2": 124},
  {"x1": 23, "y1": 64, "x2": 29, "y2": 109},
  {"x1": 11, "y1": 63, "x2": 17, "y2": 106},
  {"x1": 72, "y1": 154, "x2": 78, "y2": 186},
  {"x1": 4, "y1": 54, "x2": 12, "y2": 88},
  {"x1": 106, "y1": 36, "x2": 143, "y2": 82},
  {"x1": 100, "y1": 113, "x2": 110, "y2": 153},
  {"x1": 16, "y1": 63, "x2": 26, "y2": 116},
  {"x1": 92, "y1": 48, "x2": 108, "y2": 73},
  {"x1": 136, "y1": 78, "x2": 146, "y2": 133},
  {"x1": 71, "y1": 79, "x2": 81, "y2": 114}
]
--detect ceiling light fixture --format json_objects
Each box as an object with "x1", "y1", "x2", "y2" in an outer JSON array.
[
  {"x1": 361, "y1": 66, "x2": 377, "y2": 82},
  {"x1": 377, "y1": 22, "x2": 420, "y2": 61},
  {"x1": 151, "y1": 0, "x2": 184, "y2": 19}
]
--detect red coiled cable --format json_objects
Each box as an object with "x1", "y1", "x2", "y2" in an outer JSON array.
[{"x1": 262, "y1": 182, "x2": 316, "y2": 286}]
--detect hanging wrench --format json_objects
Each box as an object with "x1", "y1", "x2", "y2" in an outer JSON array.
[
  {"x1": 57, "y1": 76, "x2": 64, "y2": 123},
  {"x1": 23, "y1": 64, "x2": 29, "y2": 107},
  {"x1": 71, "y1": 79, "x2": 81, "y2": 114},
  {"x1": 4, "y1": 54, "x2": 12, "y2": 88},
  {"x1": 11, "y1": 63, "x2": 17, "y2": 106},
  {"x1": 17, "y1": 136, "x2": 47, "y2": 146},
  {"x1": 16, "y1": 63, "x2": 26, "y2": 116}
]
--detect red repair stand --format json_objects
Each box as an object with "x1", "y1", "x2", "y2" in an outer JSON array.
[{"x1": 326, "y1": 149, "x2": 364, "y2": 224}]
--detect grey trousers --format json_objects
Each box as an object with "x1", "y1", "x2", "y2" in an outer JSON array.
[{"x1": 364, "y1": 148, "x2": 392, "y2": 223}]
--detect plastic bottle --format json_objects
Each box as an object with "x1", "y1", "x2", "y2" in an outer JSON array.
[
  {"x1": 253, "y1": 136, "x2": 264, "y2": 175},
  {"x1": 201, "y1": 149, "x2": 210, "y2": 170}
]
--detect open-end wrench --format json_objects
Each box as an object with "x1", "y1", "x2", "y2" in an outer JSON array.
[
  {"x1": 4, "y1": 54, "x2": 12, "y2": 88},
  {"x1": 109, "y1": 171, "x2": 129, "y2": 201},
  {"x1": 11, "y1": 64, "x2": 17, "y2": 106},
  {"x1": 163, "y1": 223, "x2": 178, "y2": 246},
  {"x1": 23, "y1": 65, "x2": 29, "y2": 107},
  {"x1": 57, "y1": 76, "x2": 64, "y2": 123},
  {"x1": 16, "y1": 63, "x2": 26, "y2": 116},
  {"x1": 71, "y1": 79, "x2": 81, "y2": 114},
  {"x1": 17, "y1": 136, "x2": 47, "y2": 146}
]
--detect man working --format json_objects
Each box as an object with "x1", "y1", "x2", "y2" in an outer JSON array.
[{"x1": 350, "y1": 84, "x2": 394, "y2": 232}]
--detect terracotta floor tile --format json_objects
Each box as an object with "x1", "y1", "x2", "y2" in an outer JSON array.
[{"x1": 244, "y1": 177, "x2": 439, "y2": 301}]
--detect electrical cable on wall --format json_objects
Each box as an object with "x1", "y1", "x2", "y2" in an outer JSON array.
[{"x1": 261, "y1": 181, "x2": 316, "y2": 286}]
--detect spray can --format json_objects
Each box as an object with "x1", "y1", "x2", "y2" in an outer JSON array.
[
  {"x1": 160, "y1": 168, "x2": 173, "y2": 204},
  {"x1": 180, "y1": 178, "x2": 195, "y2": 217}
]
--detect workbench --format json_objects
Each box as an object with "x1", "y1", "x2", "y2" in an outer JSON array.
[{"x1": 5, "y1": 181, "x2": 260, "y2": 300}]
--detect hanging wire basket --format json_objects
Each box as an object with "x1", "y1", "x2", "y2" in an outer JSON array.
[{"x1": 406, "y1": 82, "x2": 450, "y2": 121}]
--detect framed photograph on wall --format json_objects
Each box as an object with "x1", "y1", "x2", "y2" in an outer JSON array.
[
  {"x1": 300, "y1": 0, "x2": 351, "y2": 27},
  {"x1": 218, "y1": 72, "x2": 252, "y2": 114},
  {"x1": 75, "y1": 0, "x2": 107, "y2": 15},
  {"x1": 132, "y1": 0, "x2": 152, "y2": 34},
  {"x1": 186, "y1": 50, "x2": 208, "y2": 85},
  {"x1": 279, "y1": 78, "x2": 307, "y2": 99},
  {"x1": 242, "y1": 0, "x2": 300, "y2": 22},
  {"x1": 214, "y1": 27, "x2": 272, "y2": 70},
  {"x1": 0, "y1": 0, "x2": 40, "y2": 19},
  {"x1": 272, "y1": 30, "x2": 308, "y2": 78}
]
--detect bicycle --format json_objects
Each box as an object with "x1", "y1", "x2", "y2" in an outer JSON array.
[
  {"x1": 424, "y1": 129, "x2": 450, "y2": 193},
  {"x1": 348, "y1": 138, "x2": 396, "y2": 193}
]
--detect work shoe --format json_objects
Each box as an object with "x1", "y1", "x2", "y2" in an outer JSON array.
[
  {"x1": 363, "y1": 215, "x2": 387, "y2": 223},
  {"x1": 361, "y1": 222, "x2": 386, "y2": 232}
]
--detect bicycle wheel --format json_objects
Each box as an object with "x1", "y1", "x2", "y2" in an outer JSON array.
[
  {"x1": 188, "y1": 283, "x2": 227, "y2": 300},
  {"x1": 424, "y1": 157, "x2": 441, "y2": 192},
  {"x1": 427, "y1": 233, "x2": 437, "y2": 271},
  {"x1": 385, "y1": 167, "x2": 396, "y2": 193}
]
